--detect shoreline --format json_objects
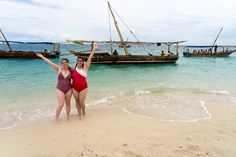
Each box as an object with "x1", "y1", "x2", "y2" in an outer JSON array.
[
  {"x1": 0, "y1": 99, "x2": 217, "y2": 131},
  {"x1": 0, "y1": 104, "x2": 236, "y2": 157},
  {"x1": 122, "y1": 101, "x2": 212, "y2": 122}
]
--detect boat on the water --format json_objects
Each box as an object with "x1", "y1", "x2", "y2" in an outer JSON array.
[
  {"x1": 0, "y1": 28, "x2": 60, "y2": 58},
  {"x1": 118, "y1": 43, "x2": 131, "y2": 48},
  {"x1": 69, "y1": 47, "x2": 181, "y2": 64},
  {"x1": 183, "y1": 45, "x2": 235, "y2": 57},
  {"x1": 0, "y1": 49, "x2": 60, "y2": 58},
  {"x1": 68, "y1": 2, "x2": 186, "y2": 64},
  {"x1": 183, "y1": 27, "x2": 236, "y2": 57}
]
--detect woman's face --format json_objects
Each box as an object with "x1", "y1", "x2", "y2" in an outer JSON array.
[
  {"x1": 61, "y1": 59, "x2": 68, "y2": 68},
  {"x1": 77, "y1": 58, "x2": 83, "y2": 67}
]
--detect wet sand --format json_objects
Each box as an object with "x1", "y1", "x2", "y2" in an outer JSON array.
[{"x1": 0, "y1": 104, "x2": 236, "y2": 157}]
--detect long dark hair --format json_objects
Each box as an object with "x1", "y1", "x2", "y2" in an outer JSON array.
[
  {"x1": 61, "y1": 58, "x2": 73, "y2": 72},
  {"x1": 74, "y1": 57, "x2": 84, "y2": 69}
]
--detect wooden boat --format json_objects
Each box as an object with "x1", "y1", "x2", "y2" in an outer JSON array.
[
  {"x1": 183, "y1": 48, "x2": 235, "y2": 57},
  {"x1": 68, "y1": 2, "x2": 185, "y2": 64},
  {"x1": 183, "y1": 27, "x2": 236, "y2": 57},
  {"x1": 118, "y1": 44, "x2": 131, "y2": 48},
  {"x1": 0, "y1": 50, "x2": 60, "y2": 58},
  {"x1": 0, "y1": 28, "x2": 60, "y2": 58},
  {"x1": 69, "y1": 50, "x2": 179, "y2": 64}
]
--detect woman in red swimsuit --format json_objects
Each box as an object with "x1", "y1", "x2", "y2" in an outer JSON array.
[
  {"x1": 72, "y1": 43, "x2": 99, "y2": 116},
  {"x1": 36, "y1": 53, "x2": 73, "y2": 121}
]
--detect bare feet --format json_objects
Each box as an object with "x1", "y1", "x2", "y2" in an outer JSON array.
[{"x1": 56, "y1": 117, "x2": 60, "y2": 121}]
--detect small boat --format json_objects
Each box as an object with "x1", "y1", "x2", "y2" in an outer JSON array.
[
  {"x1": 183, "y1": 46, "x2": 235, "y2": 57},
  {"x1": 0, "y1": 28, "x2": 60, "y2": 58},
  {"x1": 183, "y1": 27, "x2": 236, "y2": 57},
  {"x1": 118, "y1": 43, "x2": 131, "y2": 48},
  {"x1": 0, "y1": 49, "x2": 60, "y2": 58},
  {"x1": 68, "y1": 2, "x2": 185, "y2": 64}
]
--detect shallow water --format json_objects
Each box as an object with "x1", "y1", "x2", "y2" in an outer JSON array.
[{"x1": 0, "y1": 44, "x2": 236, "y2": 129}]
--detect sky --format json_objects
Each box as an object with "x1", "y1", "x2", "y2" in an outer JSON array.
[{"x1": 0, "y1": 0, "x2": 236, "y2": 44}]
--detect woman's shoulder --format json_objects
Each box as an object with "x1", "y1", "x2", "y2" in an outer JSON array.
[{"x1": 57, "y1": 68, "x2": 62, "y2": 75}]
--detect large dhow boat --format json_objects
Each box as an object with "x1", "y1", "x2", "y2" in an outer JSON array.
[
  {"x1": 183, "y1": 27, "x2": 236, "y2": 57},
  {"x1": 68, "y1": 2, "x2": 186, "y2": 64},
  {"x1": 0, "y1": 28, "x2": 60, "y2": 58}
]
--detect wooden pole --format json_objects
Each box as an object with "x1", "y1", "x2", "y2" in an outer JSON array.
[
  {"x1": 167, "y1": 45, "x2": 170, "y2": 52},
  {"x1": 107, "y1": 1, "x2": 129, "y2": 55},
  {"x1": 0, "y1": 28, "x2": 12, "y2": 51},
  {"x1": 176, "y1": 43, "x2": 179, "y2": 56},
  {"x1": 52, "y1": 43, "x2": 55, "y2": 52},
  {"x1": 57, "y1": 43, "x2": 61, "y2": 52},
  {"x1": 212, "y1": 27, "x2": 223, "y2": 47}
]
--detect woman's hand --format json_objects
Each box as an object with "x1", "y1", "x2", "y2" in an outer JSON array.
[
  {"x1": 92, "y1": 43, "x2": 99, "y2": 52},
  {"x1": 85, "y1": 43, "x2": 99, "y2": 70},
  {"x1": 36, "y1": 53, "x2": 43, "y2": 58}
]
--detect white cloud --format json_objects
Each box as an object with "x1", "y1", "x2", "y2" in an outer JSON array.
[{"x1": 0, "y1": 0, "x2": 236, "y2": 44}]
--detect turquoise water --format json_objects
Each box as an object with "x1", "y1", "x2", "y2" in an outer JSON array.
[{"x1": 0, "y1": 44, "x2": 236, "y2": 129}]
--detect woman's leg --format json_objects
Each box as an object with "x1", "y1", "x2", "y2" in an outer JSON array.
[
  {"x1": 65, "y1": 89, "x2": 72, "y2": 120},
  {"x1": 73, "y1": 89, "x2": 81, "y2": 115},
  {"x1": 79, "y1": 89, "x2": 88, "y2": 115},
  {"x1": 56, "y1": 89, "x2": 65, "y2": 121}
]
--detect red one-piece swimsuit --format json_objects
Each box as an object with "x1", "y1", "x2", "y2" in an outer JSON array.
[{"x1": 72, "y1": 68, "x2": 88, "y2": 93}]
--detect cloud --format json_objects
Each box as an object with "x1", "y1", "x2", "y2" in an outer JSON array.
[{"x1": 0, "y1": 0, "x2": 236, "y2": 44}]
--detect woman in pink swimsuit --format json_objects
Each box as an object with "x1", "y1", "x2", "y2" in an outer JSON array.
[
  {"x1": 36, "y1": 53, "x2": 73, "y2": 121},
  {"x1": 72, "y1": 43, "x2": 99, "y2": 116}
]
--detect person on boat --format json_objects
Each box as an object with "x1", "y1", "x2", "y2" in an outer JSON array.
[
  {"x1": 164, "y1": 51, "x2": 171, "y2": 56},
  {"x1": 43, "y1": 49, "x2": 48, "y2": 53},
  {"x1": 161, "y1": 51, "x2": 165, "y2": 56},
  {"x1": 72, "y1": 43, "x2": 99, "y2": 116},
  {"x1": 36, "y1": 53, "x2": 73, "y2": 121},
  {"x1": 200, "y1": 49, "x2": 203, "y2": 55},
  {"x1": 214, "y1": 45, "x2": 218, "y2": 53},
  {"x1": 113, "y1": 49, "x2": 118, "y2": 55},
  {"x1": 186, "y1": 49, "x2": 190, "y2": 54},
  {"x1": 208, "y1": 48, "x2": 212, "y2": 55},
  {"x1": 226, "y1": 48, "x2": 229, "y2": 52}
]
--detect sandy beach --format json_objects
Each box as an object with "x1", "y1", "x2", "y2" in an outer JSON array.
[{"x1": 0, "y1": 104, "x2": 235, "y2": 157}]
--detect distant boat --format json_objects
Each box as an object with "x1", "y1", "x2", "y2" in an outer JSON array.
[
  {"x1": 183, "y1": 27, "x2": 236, "y2": 57},
  {"x1": 68, "y1": 2, "x2": 186, "y2": 64},
  {"x1": 118, "y1": 43, "x2": 131, "y2": 48},
  {"x1": 0, "y1": 49, "x2": 60, "y2": 58},
  {"x1": 0, "y1": 28, "x2": 60, "y2": 58},
  {"x1": 183, "y1": 46, "x2": 235, "y2": 57}
]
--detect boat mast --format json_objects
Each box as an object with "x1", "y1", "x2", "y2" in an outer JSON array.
[
  {"x1": 0, "y1": 28, "x2": 12, "y2": 51},
  {"x1": 107, "y1": 1, "x2": 129, "y2": 55},
  {"x1": 176, "y1": 43, "x2": 179, "y2": 56},
  {"x1": 212, "y1": 27, "x2": 223, "y2": 47}
]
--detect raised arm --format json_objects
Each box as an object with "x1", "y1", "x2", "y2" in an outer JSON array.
[
  {"x1": 36, "y1": 53, "x2": 60, "y2": 71},
  {"x1": 85, "y1": 43, "x2": 99, "y2": 70}
]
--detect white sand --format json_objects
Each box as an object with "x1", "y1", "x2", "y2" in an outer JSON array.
[{"x1": 0, "y1": 104, "x2": 236, "y2": 157}]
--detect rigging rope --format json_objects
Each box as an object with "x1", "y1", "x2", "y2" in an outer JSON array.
[{"x1": 110, "y1": 5, "x2": 148, "y2": 53}]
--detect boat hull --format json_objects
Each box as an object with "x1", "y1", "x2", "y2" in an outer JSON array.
[
  {"x1": 183, "y1": 50, "x2": 235, "y2": 57},
  {"x1": 0, "y1": 50, "x2": 60, "y2": 58},
  {"x1": 70, "y1": 51, "x2": 178, "y2": 64}
]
